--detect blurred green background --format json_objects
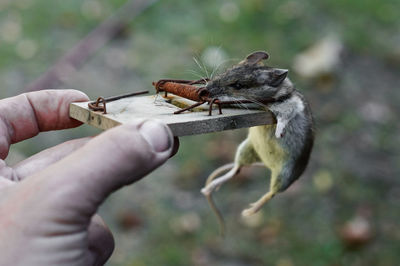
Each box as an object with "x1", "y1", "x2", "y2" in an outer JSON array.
[{"x1": 1, "y1": 0, "x2": 400, "y2": 265}]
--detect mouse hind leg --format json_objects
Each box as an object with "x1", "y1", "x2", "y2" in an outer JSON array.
[
  {"x1": 201, "y1": 138, "x2": 261, "y2": 235},
  {"x1": 241, "y1": 170, "x2": 280, "y2": 217},
  {"x1": 201, "y1": 138, "x2": 260, "y2": 196},
  {"x1": 205, "y1": 162, "x2": 235, "y2": 186},
  {"x1": 201, "y1": 163, "x2": 239, "y2": 195}
]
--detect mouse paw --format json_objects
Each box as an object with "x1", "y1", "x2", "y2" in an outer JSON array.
[
  {"x1": 241, "y1": 206, "x2": 258, "y2": 217},
  {"x1": 201, "y1": 186, "x2": 211, "y2": 196},
  {"x1": 275, "y1": 127, "x2": 285, "y2": 138},
  {"x1": 275, "y1": 119, "x2": 287, "y2": 138},
  {"x1": 201, "y1": 182, "x2": 219, "y2": 195}
]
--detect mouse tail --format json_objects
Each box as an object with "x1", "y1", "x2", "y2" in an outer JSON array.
[
  {"x1": 203, "y1": 162, "x2": 235, "y2": 236},
  {"x1": 206, "y1": 193, "x2": 226, "y2": 237},
  {"x1": 206, "y1": 162, "x2": 235, "y2": 185}
]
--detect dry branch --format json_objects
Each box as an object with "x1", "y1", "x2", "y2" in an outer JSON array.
[{"x1": 25, "y1": 0, "x2": 159, "y2": 92}]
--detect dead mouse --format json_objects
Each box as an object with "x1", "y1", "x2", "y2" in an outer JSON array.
[{"x1": 200, "y1": 51, "x2": 315, "y2": 234}]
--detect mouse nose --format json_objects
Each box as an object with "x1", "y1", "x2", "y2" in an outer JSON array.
[{"x1": 197, "y1": 87, "x2": 210, "y2": 99}]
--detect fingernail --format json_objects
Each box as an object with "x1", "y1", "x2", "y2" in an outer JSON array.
[{"x1": 139, "y1": 120, "x2": 172, "y2": 152}]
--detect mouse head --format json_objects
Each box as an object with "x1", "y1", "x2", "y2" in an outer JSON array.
[{"x1": 206, "y1": 51, "x2": 293, "y2": 103}]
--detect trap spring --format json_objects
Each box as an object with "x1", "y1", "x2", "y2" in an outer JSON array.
[{"x1": 152, "y1": 80, "x2": 223, "y2": 116}]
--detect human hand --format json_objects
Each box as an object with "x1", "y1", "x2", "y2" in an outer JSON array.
[{"x1": 0, "y1": 90, "x2": 177, "y2": 266}]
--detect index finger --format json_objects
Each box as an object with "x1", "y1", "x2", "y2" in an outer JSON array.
[{"x1": 0, "y1": 89, "x2": 89, "y2": 159}]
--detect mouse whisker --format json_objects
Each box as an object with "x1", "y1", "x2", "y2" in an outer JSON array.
[
  {"x1": 225, "y1": 96, "x2": 265, "y2": 110},
  {"x1": 234, "y1": 98, "x2": 251, "y2": 111},
  {"x1": 185, "y1": 69, "x2": 209, "y2": 84},
  {"x1": 193, "y1": 57, "x2": 210, "y2": 79},
  {"x1": 244, "y1": 96, "x2": 269, "y2": 109}
]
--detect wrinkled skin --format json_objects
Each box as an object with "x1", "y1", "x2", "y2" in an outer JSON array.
[{"x1": 0, "y1": 90, "x2": 178, "y2": 266}]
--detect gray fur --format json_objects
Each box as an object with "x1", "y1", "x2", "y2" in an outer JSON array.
[
  {"x1": 202, "y1": 51, "x2": 314, "y2": 222},
  {"x1": 269, "y1": 91, "x2": 314, "y2": 191},
  {"x1": 205, "y1": 51, "x2": 314, "y2": 192}
]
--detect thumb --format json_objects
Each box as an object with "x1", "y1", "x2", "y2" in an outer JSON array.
[{"x1": 24, "y1": 119, "x2": 174, "y2": 224}]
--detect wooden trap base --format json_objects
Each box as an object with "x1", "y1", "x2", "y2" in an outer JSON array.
[{"x1": 69, "y1": 93, "x2": 274, "y2": 137}]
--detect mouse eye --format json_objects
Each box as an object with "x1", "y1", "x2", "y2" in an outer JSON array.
[{"x1": 231, "y1": 82, "x2": 242, "y2": 90}]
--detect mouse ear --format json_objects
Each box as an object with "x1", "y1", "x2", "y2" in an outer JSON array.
[
  {"x1": 244, "y1": 51, "x2": 269, "y2": 65},
  {"x1": 270, "y1": 69, "x2": 288, "y2": 87}
]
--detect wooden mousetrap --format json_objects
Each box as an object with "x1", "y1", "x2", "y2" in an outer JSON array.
[{"x1": 69, "y1": 91, "x2": 275, "y2": 137}]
